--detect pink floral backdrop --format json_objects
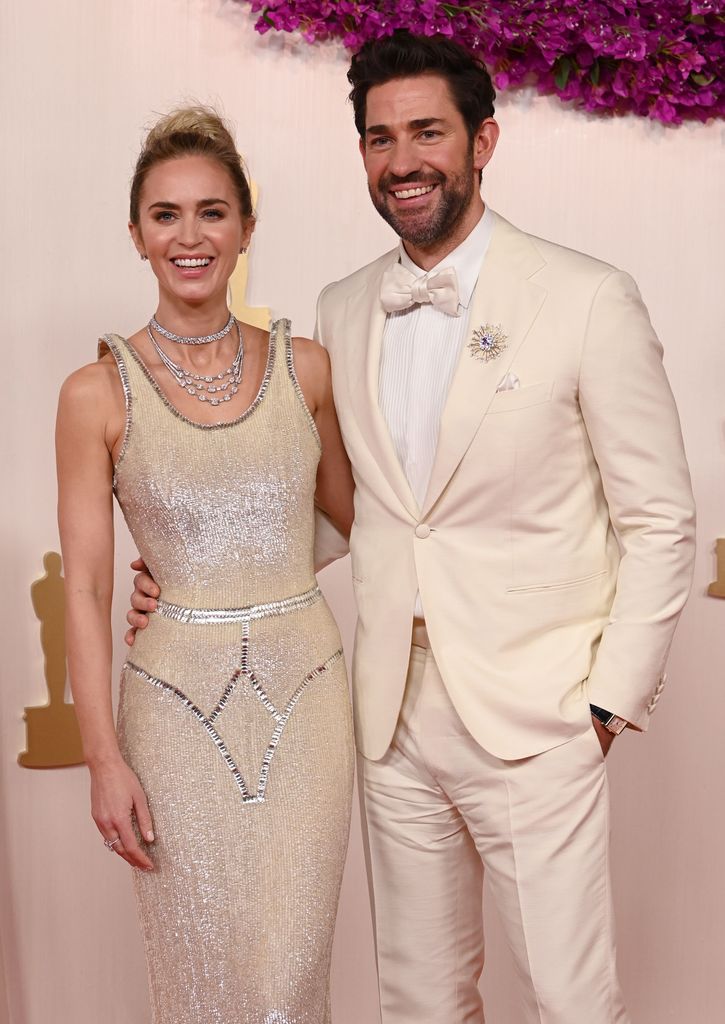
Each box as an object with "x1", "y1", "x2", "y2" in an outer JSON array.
[{"x1": 240, "y1": 0, "x2": 724, "y2": 124}]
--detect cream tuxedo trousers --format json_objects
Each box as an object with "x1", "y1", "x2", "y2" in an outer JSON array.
[{"x1": 361, "y1": 642, "x2": 630, "y2": 1024}]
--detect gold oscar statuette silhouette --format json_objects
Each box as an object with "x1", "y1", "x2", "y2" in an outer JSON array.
[
  {"x1": 19, "y1": 551, "x2": 84, "y2": 768},
  {"x1": 708, "y1": 539, "x2": 725, "y2": 599},
  {"x1": 228, "y1": 181, "x2": 271, "y2": 330}
]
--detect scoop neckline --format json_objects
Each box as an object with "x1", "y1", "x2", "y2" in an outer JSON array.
[{"x1": 112, "y1": 321, "x2": 277, "y2": 430}]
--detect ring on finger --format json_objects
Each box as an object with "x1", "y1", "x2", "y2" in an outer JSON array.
[{"x1": 104, "y1": 837, "x2": 122, "y2": 851}]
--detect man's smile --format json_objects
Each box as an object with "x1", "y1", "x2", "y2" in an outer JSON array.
[{"x1": 390, "y1": 183, "x2": 437, "y2": 200}]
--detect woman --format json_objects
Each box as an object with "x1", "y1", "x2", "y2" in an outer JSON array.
[{"x1": 56, "y1": 107, "x2": 355, "y2": 1023}]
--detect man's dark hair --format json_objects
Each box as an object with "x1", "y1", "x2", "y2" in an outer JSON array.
[{"x1": 348, "y1": 31, "x2": 496, "y2": 140}]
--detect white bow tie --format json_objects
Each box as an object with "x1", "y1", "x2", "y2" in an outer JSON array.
[{"x1": 380, "y1": 263, "x2": 460, "y2": 317}]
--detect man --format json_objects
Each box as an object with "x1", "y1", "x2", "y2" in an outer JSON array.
[{"x1": 129, "y1": 32, "x2": 695, "y2": 1023}]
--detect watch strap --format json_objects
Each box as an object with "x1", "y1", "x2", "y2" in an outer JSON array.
[{"x1": 590, "y1": 704, "x2": 628, "y2": 735}]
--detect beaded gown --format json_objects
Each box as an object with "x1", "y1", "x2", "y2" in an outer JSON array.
[{"x1": 101, "y1": 320, "x2": 354, "y2": 1024}]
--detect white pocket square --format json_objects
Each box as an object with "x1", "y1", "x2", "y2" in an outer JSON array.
[{"x1": 496, "y1": 372, "x2": 520, "y2": 392}]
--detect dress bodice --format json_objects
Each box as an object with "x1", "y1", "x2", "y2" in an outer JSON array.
[{"x1": 102, "y1": 319, "x2": 321, "y2": 609}]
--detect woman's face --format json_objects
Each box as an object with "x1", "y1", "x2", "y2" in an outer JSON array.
[{"x1": 130, "y1": 154, "x2": 253, "y2": 309}]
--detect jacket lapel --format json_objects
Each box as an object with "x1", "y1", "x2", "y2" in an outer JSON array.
[
  {"x1": 422, "y1": 214, "x2": 547, "y2": 516},
  {"x1": 343, "y1": 254, "x2": 420, "y2": 519}
]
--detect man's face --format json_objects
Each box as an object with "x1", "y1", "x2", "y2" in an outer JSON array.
[{"x1": 360, "y1": 74, "x2": 494, "y2": 250}]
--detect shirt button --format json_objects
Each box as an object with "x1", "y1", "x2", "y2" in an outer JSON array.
[{"x1": 415, "y1": 523, "x2": 431, "y2": 539}]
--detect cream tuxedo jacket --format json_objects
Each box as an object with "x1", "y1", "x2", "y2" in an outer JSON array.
[{"x1": 315, "y1": 212, "x2": 695, "y2": 761}]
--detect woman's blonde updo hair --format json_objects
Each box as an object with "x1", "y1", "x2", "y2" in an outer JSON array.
[{"x1": 129, "y1": 106, "x2": 254, "y2": 225}]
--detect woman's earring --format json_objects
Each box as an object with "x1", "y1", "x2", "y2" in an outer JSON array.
[
  {"x1": 140, "y1": 253, "x2": 148, "y2": 261},
  {"x1": 239, "y1": 247, "x2": 248, "y2": 255}
]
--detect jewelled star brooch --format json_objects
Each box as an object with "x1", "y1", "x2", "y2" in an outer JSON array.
[{"x1": 468, "y1": 323, "x2": 508, "y2": 363}]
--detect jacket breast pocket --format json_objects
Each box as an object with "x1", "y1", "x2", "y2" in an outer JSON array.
[{"x1": 488, "y1": 380, "x2": 553, "y2": 414}]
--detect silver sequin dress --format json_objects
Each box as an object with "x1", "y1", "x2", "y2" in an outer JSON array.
[{"x1": 101, "y1": 320, "x2": 354, "y2": 1024}]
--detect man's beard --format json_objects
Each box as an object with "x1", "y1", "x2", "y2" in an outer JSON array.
[{"x1": 369, "y1": 159, "x2": 477, "y2": 249}]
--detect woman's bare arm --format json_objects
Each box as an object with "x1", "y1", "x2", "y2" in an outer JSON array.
[
  {"x1": 56, "y1": 360, "x2": 154, "y2": 869},
  {"x1": 292, "y1": 337, "x2": 355, "y2": 538}
]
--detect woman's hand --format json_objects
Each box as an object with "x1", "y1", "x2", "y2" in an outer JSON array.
[
  {"x1": 90, "y1": 757, "x2": 156, "y2": 870},
  {"x1": 57, "y1": 364, "x2": 154, "y2": 868}
]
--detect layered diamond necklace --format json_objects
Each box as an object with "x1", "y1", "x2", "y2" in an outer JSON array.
[{"x1": 146, "y1": 313, "x2": 243, "y2": 407}]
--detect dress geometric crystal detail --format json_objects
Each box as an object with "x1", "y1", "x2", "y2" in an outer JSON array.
[
  {"x1": 125, "y1": 586, "x2": 342, "y2": 804},
  {"x1": 125, "y1": 650, "x2": 342, "y2": 805}
]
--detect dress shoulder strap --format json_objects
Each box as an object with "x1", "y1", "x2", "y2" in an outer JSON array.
[
  {"x1": 97, "y1": 333, "x2": 135, "y2": 484},
  {"x1": 98, "y1": 333, "x2": 132, "y2": 392},
  {"x1": 271, "y1": 317, "x2": 321, "y2": 450}
]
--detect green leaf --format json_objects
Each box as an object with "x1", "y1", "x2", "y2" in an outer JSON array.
[
  {"x1": 554, "y1": 56, "x2": 572, "y2": 90},
  {"x1": 692, "y1": 73, "x2": 715, "y2": 87},
  {"x1": 591, "y1": 60, "x2": 600, "y2": 86}
]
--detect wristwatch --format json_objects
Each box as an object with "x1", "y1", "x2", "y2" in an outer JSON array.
[{"x1": 590, "y1": 704, "x2": 628, "y2": 735}]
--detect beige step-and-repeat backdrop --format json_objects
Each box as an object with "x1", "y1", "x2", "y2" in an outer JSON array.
[{"x1": 1, "y1": 1, "x2": 723, "y2": 1021}]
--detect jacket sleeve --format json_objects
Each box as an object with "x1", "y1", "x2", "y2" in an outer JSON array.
[
  {"x1": 313, "y1": 282, "x2": 335, "y2": 346},
  {"x1": 313, "y1": 507, "x2": 350, "y2": 571},
  {"x1": 580, "y1": 270, "x2": 696, "y2": 729}
]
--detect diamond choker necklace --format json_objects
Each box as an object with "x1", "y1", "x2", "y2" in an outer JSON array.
[
  {"x1": 148, "y1": 312, "x2": 235, "y2": 346},
  {"x1": 146, "y1": 319, "x2": 244, "y2": 407}
]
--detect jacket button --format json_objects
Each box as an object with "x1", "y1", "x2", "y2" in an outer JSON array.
[{"x1": 415, "y1": 523, "x2": 431, "y2": 539}]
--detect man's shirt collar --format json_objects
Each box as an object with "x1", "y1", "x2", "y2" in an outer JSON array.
[{"x1": 398, "y1": 204, "x2": 494, "y2": 312}]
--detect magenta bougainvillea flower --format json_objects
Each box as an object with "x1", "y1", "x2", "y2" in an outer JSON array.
[{"x1": 238, "y1": 0, "x2": 725, "y2": 125}]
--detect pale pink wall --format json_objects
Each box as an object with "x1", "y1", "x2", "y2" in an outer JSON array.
[{"x1": 1, "y1": 1, "x2": 723, "y2": 1021}]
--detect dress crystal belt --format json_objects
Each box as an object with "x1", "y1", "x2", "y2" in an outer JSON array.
[{"x1": 154, "y1": 584, "x2": 322, "y2": 624}]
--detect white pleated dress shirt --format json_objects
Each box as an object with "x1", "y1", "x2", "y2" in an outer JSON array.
[{"x1": 378, "y1": 206, "x2": 494, "y2": 616}]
